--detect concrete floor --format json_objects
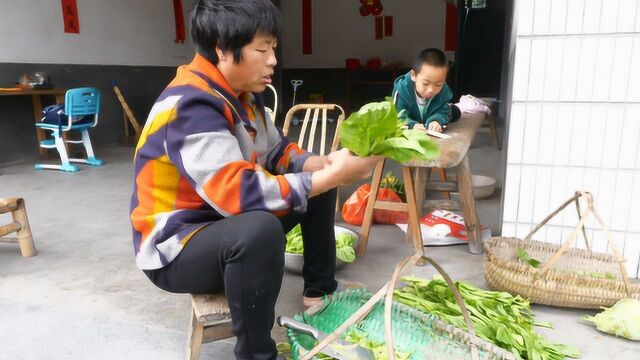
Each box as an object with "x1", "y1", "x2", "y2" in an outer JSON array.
[{"x1": 0, "y1": 131, "x2": 638, "y2": 359}]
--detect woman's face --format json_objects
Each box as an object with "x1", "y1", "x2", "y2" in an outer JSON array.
[{"x1": 216, "y1": 33, "x2": 278, "y2": 96}]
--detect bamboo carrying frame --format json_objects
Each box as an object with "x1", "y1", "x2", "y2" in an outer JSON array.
[
  {"x1": 484, "y1": 191, "x2": 640, "y2": 309},
  {"x1": 112, "y1": 82, "x2": 142, "y2": 145},
  {"x1": 291, "y1": 253, "x2": 515, "y2": 360}
]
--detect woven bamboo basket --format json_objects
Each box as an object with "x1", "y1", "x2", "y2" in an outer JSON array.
[
  {"x1": 287, "y1": 253, "x2": 516, "y2": 360},
  {"x1": 484, "y1": 192, "x2": 640, "y2": 309}
]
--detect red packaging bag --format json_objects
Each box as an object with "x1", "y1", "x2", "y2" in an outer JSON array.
[
  {"x1": 341, "y1": 184, "x2": 408, "y2": 225},
  {"x1": 373, "y1": 188, "x2": 408, "y2": 224},
  {"x1": 342, "y1": 184, "x2": 371, "y2": 225}
]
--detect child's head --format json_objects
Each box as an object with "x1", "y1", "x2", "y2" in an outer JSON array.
[
  {"x1": 410, "y1": 48, "x2": 448, "y2": 99},
  {"x1": 190, "y1": 0, "x2": 281, "y2": 94}
]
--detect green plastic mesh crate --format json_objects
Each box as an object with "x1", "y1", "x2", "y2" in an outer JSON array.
[{"x1": 286, "y1": 288, "x2": 515, "y2": 360}]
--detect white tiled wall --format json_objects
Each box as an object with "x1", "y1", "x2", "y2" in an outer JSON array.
[{"x1": 504, "y1": 0, "x2": 640, "y2": 277}]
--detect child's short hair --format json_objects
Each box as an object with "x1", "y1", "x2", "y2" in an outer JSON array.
[
  {"x1": 412, "y1": 48, "x2": 447, "y2": 72},
  {"x1": 190, "y1": 0, "x2": 281, "y2": 65}
]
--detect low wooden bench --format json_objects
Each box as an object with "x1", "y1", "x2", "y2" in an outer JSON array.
[
  {"x1": 0, "y1": 197, "x2": 36, "y2": 257},
  {"x1": 358, "y1": 113, "x2": 485, "y2": 260},
  {"x1": 186, "y1": 293, "x2": 233, "y2": 360}
]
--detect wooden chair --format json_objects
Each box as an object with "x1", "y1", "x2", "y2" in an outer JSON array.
[
  {"x1": 186, "y1": 293, "x2": 233, "y2": 360},
  {"x1": 0, "y1": 197, "x2": 36, "y2": 257},
  {"x1": 358, "y1": 113, "x2": 485, "y2": 261},
  {"x1": 282, "y1": 104, "x2": 345, "y2": 156},
  {"x1": 264, "y1": 84, "x2": 278, "y2": 124},
  {"x1": 282, "y1": 104, "x2": 346, "y2": 213}
]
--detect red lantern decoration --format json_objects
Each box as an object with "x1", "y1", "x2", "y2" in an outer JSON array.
[{"x1": 359, "y1": 0, "x2": 383, "y2": 17}]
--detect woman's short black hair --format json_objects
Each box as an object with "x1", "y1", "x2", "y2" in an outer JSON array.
[
  {"x1": 190, "y1": 0, "x2": 281, "y2": 64},
  {"x1": 412, "y1": 48, "x2": 447, "y2": 73}
]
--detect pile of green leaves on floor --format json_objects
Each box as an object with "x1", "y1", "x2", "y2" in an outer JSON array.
[
  {"x1": 285, "y1": 224, "x2": 357, "y2": 263},
  {"x1": 583, "y1": 298, "x2": 640, "y2": 341},
  {"x1": 380, "y1": 171, "x2": 405, "y2": 201},
  {"x1": 394, "y1": 275, "x2": 581, "y2": 360},
  {"x1": 339, "y1": 99, "x2": 439, "y2": 163}
]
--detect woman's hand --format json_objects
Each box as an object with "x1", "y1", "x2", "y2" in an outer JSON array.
[
  {"x1": 326, "y1": 148, "x2": 382, "y2": 186},
  {"x1": 309, "y1": 149, "x2": 382, "y2": 196}
]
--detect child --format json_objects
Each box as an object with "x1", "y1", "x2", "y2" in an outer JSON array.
[
  {"x1": 392, "y1": 48, "x2": 461, "y2": 133},
  {"x1": 129, "y1": 1, "x2": 379, "y2": 359}
]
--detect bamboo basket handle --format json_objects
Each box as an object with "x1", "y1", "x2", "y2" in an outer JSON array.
[
  {"x1": 591, "y1": 209, "x2": 633, "y2": 296},
  {"x1": 299, "y1": 282, "x2": 390, "y2": 360},
  {"x1": 535, "y1": 208, "x2": 592, "y2": 276},
  {"x1": 574, "y1": 195, "x2": 592, "y2": 251},
  {"x1": 523, "y1": 191, "x2": 590, "y2": 250},
  {"x1": 532, "y1": 193, "x2": 632, "y2": 297},
  {"x1": 383, "y1": 253, "x2": 479, "y2": 360}
]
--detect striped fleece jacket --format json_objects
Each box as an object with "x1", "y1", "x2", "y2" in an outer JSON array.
[{"x1": 130, "y1": 54, "x2": 312, "y2": 270}]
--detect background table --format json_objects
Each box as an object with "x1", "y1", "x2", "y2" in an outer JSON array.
[{"x1": 0, "y1": 88, "x2": 66, "y2": 155}]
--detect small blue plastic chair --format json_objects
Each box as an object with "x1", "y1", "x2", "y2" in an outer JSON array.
[{"x1": 35, "y1": 87, "x2": 104, "y2": 172}]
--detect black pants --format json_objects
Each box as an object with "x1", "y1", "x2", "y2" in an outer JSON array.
[{"x1": 144, "y1": 189, "x2": 338, "y2": 360}]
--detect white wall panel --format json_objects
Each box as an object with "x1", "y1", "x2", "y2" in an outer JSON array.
[
  {"x1": 533, "y1": 0, "x2": 552, "y2": 35},
  {"x1": 619, "y1": 106, "x2": 640, "y2": 169},
  {"x1": 549, "y1": 0, "x2": 569, "y2": 34},
  {"x1": 592, "y1": 38, "x2": 615, "y2": 101},
  {"x1": 566, "y1": 0, "x2": 586, "y2": 33},
  {"x1": 618, "y1": 0, "x2": 638, "y2": 32},
  {"x1": 518, "y1": 0, "x2": 535, "y2": 36},
  {"x1": 628, "y1": 39, "x2": 640, "y2": 102},
  {"x1": 600, "y1": 0, "x2": 619, "y2": 33},
  {"x1": 583, "y1": 0, "x2": 603, "y2": 34},
  {"x1": 559, "y1": 39, "x2": 581, "y2": 100},
  {"x1": 575, "y1": 38, "x2": 598, "y2": 101},
  {"x1": 512, "y1": 39, "x2": 532, "y2": 101},
  {"x1": 610, "y1": 38, "x2": 634, "y2": 101},
  {"x1": 506, "y1": 0, "x2": 640, "y2": 278}
]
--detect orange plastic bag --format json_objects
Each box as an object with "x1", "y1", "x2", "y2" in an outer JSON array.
[
  {"x1": 373, "y1": 188, "x2": 408, "y2": 224},
  {"x1": 341, "y1": 184, "x2": 407, "y2": 225}
]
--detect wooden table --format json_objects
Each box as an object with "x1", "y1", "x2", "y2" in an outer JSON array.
[
  {"x1": 358, "y1": 113, "x2": 485, "y2": 260},
  {"x1": 0, "y1": 88, "x2": 66, "y2": 155}
]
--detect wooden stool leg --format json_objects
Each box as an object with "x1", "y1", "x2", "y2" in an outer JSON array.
[
  {"x1": 357, "y1": 159, "x2": 385, "y2": 256},
  {"x1": 434, "y1": 168, "x2": 450, "y2": 199},
  {"x1": 455, "y1": 156, "x2": 483, "y2": 254},
  {"x1": 13, "y1": 198, "x2": 36, "y2": 257},
  {"x1": 487, "y1": 113, "x2": 500, "y2": 149},
  {"x1": 186, "y1": 310, "x2": 205, "y2": 360},
  {"x1": 402, "y1": 166, "x2": 425, "y2": 265},
  {"x1": 405, "y1": 168, "x2": 429, "y2": 244}
]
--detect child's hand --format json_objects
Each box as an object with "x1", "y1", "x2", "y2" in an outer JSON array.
[
  {"x1": 428, "y1": 121, "x2": 443, "y2": 133},
  {"x1": 413, "y1": 123, "x2": 427, "y2": 131}
]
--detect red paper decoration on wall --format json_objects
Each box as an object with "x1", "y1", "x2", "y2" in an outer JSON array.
[
  {"x1": 173, "y1": 0, "x2": 186, "y2": 43},
  {"x1": 384, "y1": 15, "x2": 393, "y2": 37},
  {"x1": 374, "y1": 16, "x2": 384, "y2": 40},
  {"x1": 444, "y1": 3, "x2": 457, "y2": 51},
  {"x1": 61, "y1": 0, "x2": 79, "y2": 34},
  {"x1": 302, "y1": 0, "x2": 312, "y2": 54}
]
